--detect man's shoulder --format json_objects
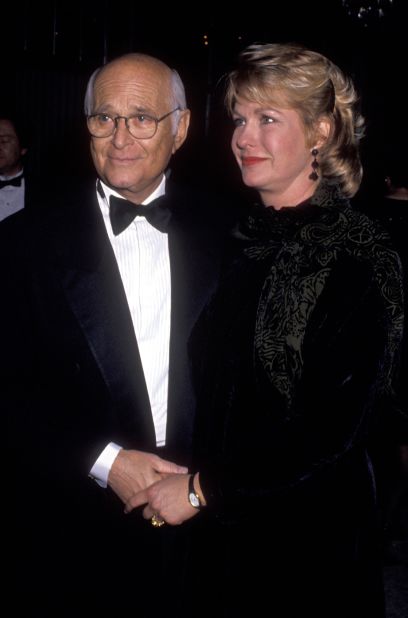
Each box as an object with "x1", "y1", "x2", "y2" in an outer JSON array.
[
  {"x1": 165, "y1": 179, "x2": 241, "y2": 236},
  {"x1": 0, "y1": 207, "x2": 31, "y2": 245}
]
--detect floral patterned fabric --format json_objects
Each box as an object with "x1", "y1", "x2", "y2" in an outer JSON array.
[{"x1": 237, "y1": 181, "x2": 404, "y2": 411}]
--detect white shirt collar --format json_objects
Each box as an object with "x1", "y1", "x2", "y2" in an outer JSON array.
[
  {"x1": 0, "y1": 169, "x2": 24, "y2": 181},
  {"x1": 98, "y1": 174, "x2": 166, "y2": 208}
]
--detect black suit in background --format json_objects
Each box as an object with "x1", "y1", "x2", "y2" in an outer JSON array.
[{"x1": 2, "y1": 179, "x2": 229, "y2": 616}]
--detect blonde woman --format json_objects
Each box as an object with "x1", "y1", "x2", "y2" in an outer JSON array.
[{"x1": 127, "y1": 43, "x2": 404, "y2": 618}]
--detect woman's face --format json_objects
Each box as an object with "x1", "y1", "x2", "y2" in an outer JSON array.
[{"x1": 231, "y1": 96, "x2": 315, "y2": 206}]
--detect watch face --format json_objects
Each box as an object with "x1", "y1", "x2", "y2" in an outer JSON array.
[{"x1": 189, "y1": 492, "x2": 200, "y2": 508}]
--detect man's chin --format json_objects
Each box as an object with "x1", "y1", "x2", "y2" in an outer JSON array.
[{"x1": 104, "y1": 175, "x2": 138, "y2": 191}]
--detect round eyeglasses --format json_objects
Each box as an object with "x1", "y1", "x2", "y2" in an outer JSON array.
[{"x1": 87, "y1": 107, "x2": 181, "y2": 140}]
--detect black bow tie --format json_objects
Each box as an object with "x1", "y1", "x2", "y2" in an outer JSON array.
[
  {"x1": 0, "y1": 175, "x2": 23, "y2": 189},
  {"x1": 109, "y1": 194, "x2": 171, "y2": 235}
]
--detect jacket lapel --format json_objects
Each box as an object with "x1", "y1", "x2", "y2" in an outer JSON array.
[
  {"x1": 164, "y1": 184, "x2": 224, "y2": 462},
  {"x1": 40, "y1": 180, "x2": 226, "y2": 458},
  {"x1": 47, "y1": 184, "x2": 156, "y2": 448}
]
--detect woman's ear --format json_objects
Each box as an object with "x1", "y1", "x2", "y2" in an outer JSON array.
[{"x1": 314, "y1": 117, "x2": 331, "y2": 148}]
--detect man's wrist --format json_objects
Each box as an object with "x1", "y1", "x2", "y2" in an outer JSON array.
[{"x1": 88, "y1": 442, "x2": 123, "y2": 487}]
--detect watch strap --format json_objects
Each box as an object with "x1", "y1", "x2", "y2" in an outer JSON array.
[{"x1": 188, "y1": 474, "x2": 202, "y2": 509}]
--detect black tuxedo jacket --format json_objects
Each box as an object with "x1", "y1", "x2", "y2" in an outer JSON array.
[{"x1": 2, "y1": 178, "x2": 229, "y2": 613}]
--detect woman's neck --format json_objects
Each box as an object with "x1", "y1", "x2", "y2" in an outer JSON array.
[{"x1": 260, "y1": 179, "x2": 319, "y2": 210}]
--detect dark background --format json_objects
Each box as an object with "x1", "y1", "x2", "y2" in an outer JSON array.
[{"x1": 2, "y1": 0, "x2": 407, "y2": 196}]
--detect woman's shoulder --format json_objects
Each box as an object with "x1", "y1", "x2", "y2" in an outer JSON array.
[
  {"x1": 317, "y1": 191, "x2": 398, "y2": 261},
  {"x1": 331, "y1": 205, "x2": 402, "y2": 296}
]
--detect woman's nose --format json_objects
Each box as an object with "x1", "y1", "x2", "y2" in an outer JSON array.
[{"x1": 234, "y1": 123, "x2": 256, "y2": 149}]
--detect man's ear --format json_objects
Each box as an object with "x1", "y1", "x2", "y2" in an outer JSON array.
[{"x1": 172, "y1": 109, "x2": 191, "y2": 154}]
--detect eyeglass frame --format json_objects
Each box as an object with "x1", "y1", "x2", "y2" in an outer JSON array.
[{"x1": 86, "y1": 107, "x2": 181, "y2": 140}]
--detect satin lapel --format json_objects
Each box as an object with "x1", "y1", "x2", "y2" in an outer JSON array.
[
  {"x1": 49, "y1": 187, "x2": 156, "y2": 448},
  {"x1": 166, "y1": 214, "x2": 222, "y2": 463}
]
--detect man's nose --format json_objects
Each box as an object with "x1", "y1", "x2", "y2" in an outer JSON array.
[{"x1": 111, "y1": 118, "x2": 134, "y2": 147}]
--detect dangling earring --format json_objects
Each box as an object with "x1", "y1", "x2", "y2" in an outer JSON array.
[{"x1": 309, "y1": 148, "x2": 319, "y2": 181}]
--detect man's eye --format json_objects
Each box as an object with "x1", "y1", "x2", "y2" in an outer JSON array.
[
  {"x1": 96, "y1": 114, "x2": 112, "y2": 124},
  {"x1": 134, "y1": 114, "x2": 154, "y2": 125}
]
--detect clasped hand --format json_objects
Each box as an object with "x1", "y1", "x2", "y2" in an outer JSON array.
[
  {"x1": 108, "y1": 449, "x2": 198, "y2": 525},
  {"x1": 108, "y1": 448, "x2": 187, "y2": 503},
  {"x1": 124, "y1": 473, "x2": 200, "y2": 525}
]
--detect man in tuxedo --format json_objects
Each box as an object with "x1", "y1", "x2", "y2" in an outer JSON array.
[
  {"x1": 0, "y1": 114, "x2": 28, "y2": 221},
  {"x1": 2, "y1": 53, "x2": 226, "y2": 615}
]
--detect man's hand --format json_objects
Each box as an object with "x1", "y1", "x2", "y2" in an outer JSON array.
[
  {"x1": 108, "y1": 449, "x2": 188, "y2": 504},
  {"x1": 124, "y1": 473, "x2": 199, "y2": 525}
]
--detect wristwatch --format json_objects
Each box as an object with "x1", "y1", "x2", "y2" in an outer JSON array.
[{"x1": 188, "y1": 474, "x2": 202, "y2": 509}]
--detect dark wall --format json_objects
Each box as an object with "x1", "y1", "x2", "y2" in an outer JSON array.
[{"x1": 3, "y1": 1, "x2": 407, "y2": 195}]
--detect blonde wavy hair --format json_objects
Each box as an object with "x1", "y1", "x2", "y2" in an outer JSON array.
[{"x1": 225, "y1": 43, "x2": 365, "y2": 197}]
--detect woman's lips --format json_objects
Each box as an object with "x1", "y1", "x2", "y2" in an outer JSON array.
[{"x1": 241, "y1": 157, "x2": 267, "y2": 166}]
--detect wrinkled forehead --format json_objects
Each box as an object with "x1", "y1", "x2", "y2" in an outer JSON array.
[{"x1": 93, "y1": 59, "x2": 172, "y2": 112}]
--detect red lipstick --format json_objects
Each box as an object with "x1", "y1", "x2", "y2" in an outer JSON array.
[{"x1": 241, "y1": 157, "x2": 267, "y2": 166}]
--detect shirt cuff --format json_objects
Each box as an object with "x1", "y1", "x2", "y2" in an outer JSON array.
[{"x1": 89, "y1": 442, "x2": 122, "y2": 488}]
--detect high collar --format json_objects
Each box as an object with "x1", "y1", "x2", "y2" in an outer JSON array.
[{"x1": 235, "y1": 182, "x2": 349, "y2": 240}]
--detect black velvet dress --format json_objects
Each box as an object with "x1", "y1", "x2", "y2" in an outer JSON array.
[{"x1": 186, "y1": 182, "x2": 404, "y2": 618}]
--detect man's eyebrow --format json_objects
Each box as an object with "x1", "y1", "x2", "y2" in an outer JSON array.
[{"x1": 93, "y1": 105, "x2": 156, "y2": 115}]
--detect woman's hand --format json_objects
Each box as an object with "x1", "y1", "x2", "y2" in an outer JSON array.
[{"x1": 124, "y1": 473, "x2": 200, "y2": 525}]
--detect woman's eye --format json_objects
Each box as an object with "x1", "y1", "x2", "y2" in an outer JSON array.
[{"x1": 232, "y1": 117, "x2": 245, "y2": 128}]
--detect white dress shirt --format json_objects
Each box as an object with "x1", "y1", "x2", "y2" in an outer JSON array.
[
  {"x1": 90, "y1": 175, "x2": 171, "y2": 486},
  {"x1": 0, "y1": 171, "x2": 25, "y2": 221}
]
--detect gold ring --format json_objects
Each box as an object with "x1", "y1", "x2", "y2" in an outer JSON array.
[{"x1": 151, "y1": 514, "x2": 165, "y2": 528}]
